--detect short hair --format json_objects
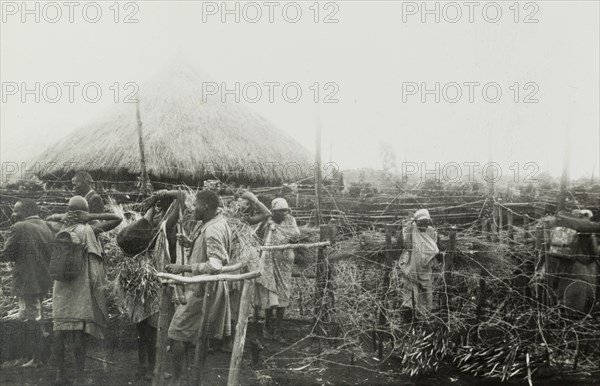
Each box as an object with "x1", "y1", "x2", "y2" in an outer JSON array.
[
  {"x1": 196, "y1": 190, "x2": 220, "y2": 210},
  {"x1": 17, "y1": 199, "x2": 38, "y2": 216},
  {"x1": 73, "y1": 171, "x2": 94, "y2": 184}
]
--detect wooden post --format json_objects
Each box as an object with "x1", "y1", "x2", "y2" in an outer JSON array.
[
  {"x1": 315, "y1": 225, "x2": 331, "y2": 339},
  {"x1": 476, "y1": 278, "x2": 486, "y2": 322},
  {"x1": 441, "y1": 229, "x2": 457, "y2": 324},
  {"x1": 228, "y1": 279, "x2": 256, "y2": 386},
  {"x1": 534, "y1": 224, "x2": 544, "y2": 305},
  {"x1": 491, "y1": 203, "x2": 499, "y2": 242},
  {"x1": 327, "y1": 220, "x2": 337, "y2": 315},
  {"x1": 523, "y1": 216, "x2": 530, "y2": 241},
  {"x1": 152, "y1": 285, "x2": 174, "y2": 386},
  {"x1": 542, "y1": 218, "x2": 554, "y2": 306},
  {"x1": 481, "y1": 217, "x2": 487, "y2": 240},
  {"x1": 498, "y1": 205, "x2": 504, "y2": 239},
  {"x1": 136, "y1": 98, "x2": 150, "y2": 193},
  {"x1": 377, "y1": 224, "x2": 395, "y2": 359},
  {"x1": 535, "y1": 225, "x2": 543, "y2": 251},
  {"x1": 507, "y1": 209, "x2": 514, "y2": 241},
  {"x1": 315, "y1": 107, "x2": 323, "y2": 227}
]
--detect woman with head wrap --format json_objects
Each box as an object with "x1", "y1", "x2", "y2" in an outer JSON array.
[
  {"x1": 255, "y1": 198, "x2": 300, "y2": 342},
  {"x1": 398, "y1": 208, "x2": 439, "y2": 319},
  {"x1": 46, "y1": 196, "x2": 122, "y2": 385}
]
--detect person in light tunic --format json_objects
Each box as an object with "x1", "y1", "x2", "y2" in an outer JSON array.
[
  {"x1": 255, "y1": 198, "x2": 300, "y2": 342},
  {"x1": 398, "y1": 209, "x2": 439, "y2": 317},
  {"x1": 165, "y1": 190, "x2": 232, "y2": 382},
  {"x1": 46, "y1": 196, "x2": 122, "y2": 385}
]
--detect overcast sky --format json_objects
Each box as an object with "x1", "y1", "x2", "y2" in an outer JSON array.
[{"x1": 1, "y1": 1, "x2": 598, "y2": 182}]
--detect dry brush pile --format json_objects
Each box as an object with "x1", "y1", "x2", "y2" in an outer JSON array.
[{"x1": 285, "y1": 224, "x2": 600, "y2": 382}]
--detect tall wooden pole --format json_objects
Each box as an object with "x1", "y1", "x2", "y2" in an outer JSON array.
[
  {"x1": 487, "y1": 125, "x2": 495, "y2": 197},
  {"x1": 136, "y1": 98, "x2": 149, "y2": 193},
  {"x1": 314, "y1": 106, "x2": 323, "y2": 226}
]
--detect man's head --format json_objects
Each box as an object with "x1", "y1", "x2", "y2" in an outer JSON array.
[
  {"x1": 194, "y1": 190, "x2": 220, "y2": 220},
  {"x1": 414, "y1": 209, "x2": 432, "y2": 232},
  {"x1": 72, "y1": 171, "x2": 94, "y2": 196},
  {"x1": 271, "y1": 198, "x2": 290, "y2": 223},
  {"x1": 68, "y1": 196, "x2": 89, "y2": 212},
  {"x1": 12, "y1": 199, "x2": 38, "y2": 222}
]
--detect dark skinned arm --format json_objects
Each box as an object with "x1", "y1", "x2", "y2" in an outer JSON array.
[
  {"x1": 67, "y1": 211, "x2": 123, "y2": 233},
  {"x1": 556, "y1": 212, "x2": 600, "y2": 233},
  {"x1": 242, "y1": 191, "x2": 272, "y2": 225},
  {"x1": 162, "y1": 190, "x2": 188, "y2": 231}
]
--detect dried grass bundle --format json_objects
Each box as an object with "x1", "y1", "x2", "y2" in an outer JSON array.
[{"x1": 219, "y1": 206, "x2": 263, "y2": 267}]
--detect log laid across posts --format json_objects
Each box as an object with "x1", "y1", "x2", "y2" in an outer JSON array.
[
  {"x1": 441, "y1": 228, "x2": 457, "y2": 325},
  {"x1": 153, "y1": 269, "x2": 261, "y2": 386}
]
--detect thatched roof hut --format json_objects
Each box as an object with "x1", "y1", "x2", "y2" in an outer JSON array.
[{"x1": 31, "y1": 61, "x2": 312, "y2": 188}]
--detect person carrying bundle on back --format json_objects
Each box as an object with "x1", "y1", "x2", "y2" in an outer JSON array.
[
  {"x1": 115, "y1": 189, "x2": 188, "y2": 379},
  {"x1": 46, "y1": 196, "x2": 122, "y2": 385},
  {"x1": 397, "y1": 209, "x2": 440, "y2": 322}
]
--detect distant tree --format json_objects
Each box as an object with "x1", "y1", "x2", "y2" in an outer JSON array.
[{"x1": 380, "y1": 142, "x2": 397, "y2": 175}]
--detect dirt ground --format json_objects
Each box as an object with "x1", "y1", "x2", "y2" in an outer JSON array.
[{"x1": 1, "y1": 320, "x2": 600, "y2": 386}]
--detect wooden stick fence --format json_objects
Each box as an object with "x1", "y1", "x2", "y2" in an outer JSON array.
[{"x1": 151, "y1": 237, "x2": 332, "y2": 386}]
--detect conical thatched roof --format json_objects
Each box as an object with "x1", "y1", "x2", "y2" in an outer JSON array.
[{"x1": 32, "y1": 60, "x2": 312, "y2": 185}]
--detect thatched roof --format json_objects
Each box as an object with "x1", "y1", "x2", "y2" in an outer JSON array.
[{"x1": 32, "y1": 60, "x2": 312, "y2": 185}]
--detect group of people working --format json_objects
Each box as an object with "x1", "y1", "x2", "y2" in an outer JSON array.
[
  {"x1": 2, "y1": 171, "x2": 122, "y2": 385},
  {"x1": 0, "y1": 171, "x2": 301, "y2": 385}
]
